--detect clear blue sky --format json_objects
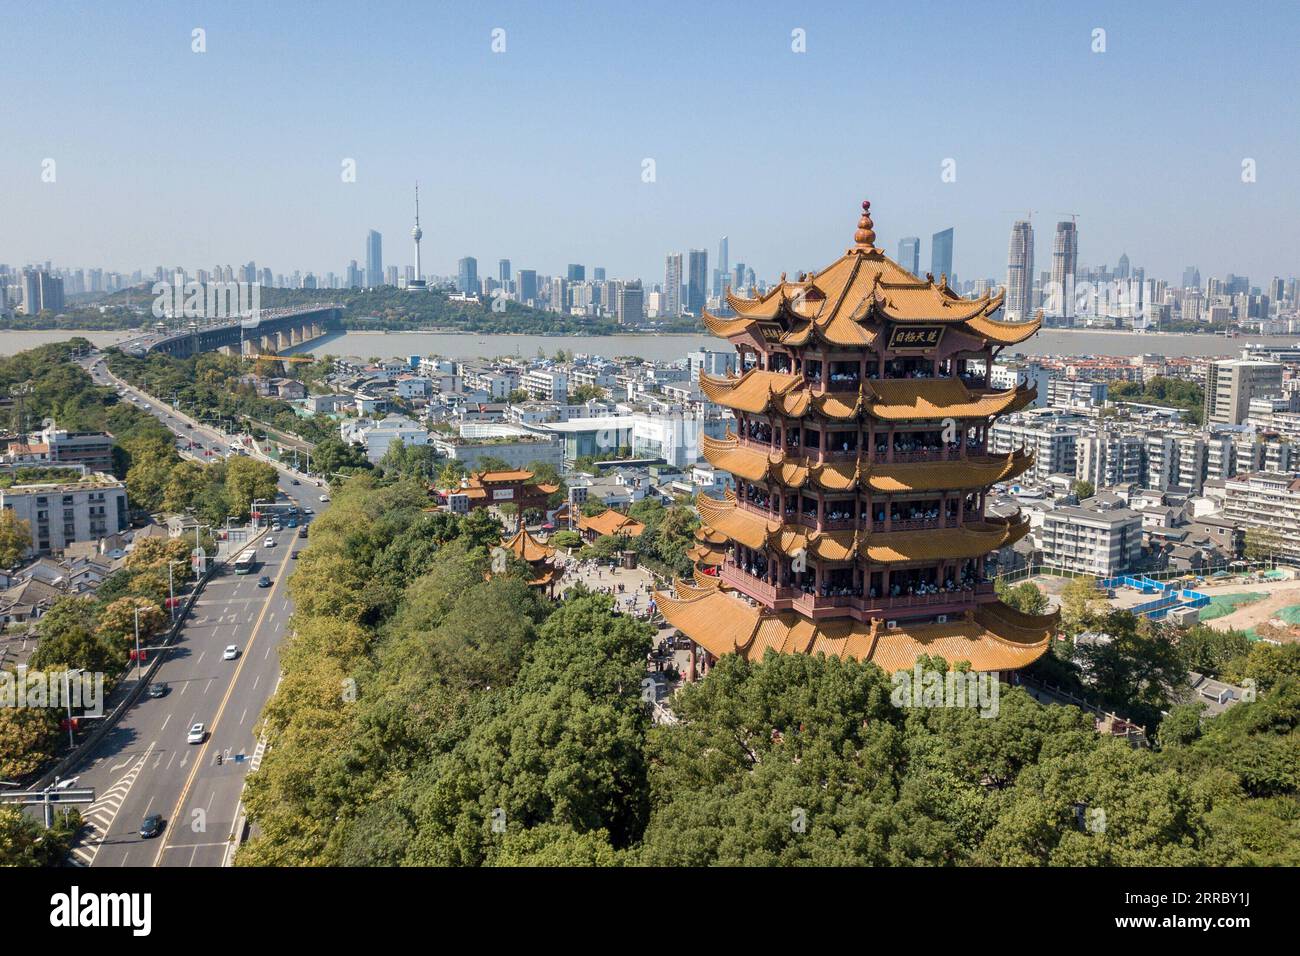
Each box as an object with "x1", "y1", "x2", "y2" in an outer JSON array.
[{"x1": 4, "y1": 0, "x2": 1298, "y2": 287}]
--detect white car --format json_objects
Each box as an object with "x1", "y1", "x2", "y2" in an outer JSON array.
[
  {"x1": 222, "y1": 644, "x2": 239, "y2": 661},
  {"x1": 187, "y1": 723, "x2": 206, "y2": 744},
  {"x1": 319, "y1": 494, "x2": 330, "y2": 502},
  {"x1": 263, "y1": 536, "x2": 276, "y2": 548}
]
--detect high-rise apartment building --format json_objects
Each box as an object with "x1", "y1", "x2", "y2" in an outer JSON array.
[
  {"x1": 930, "y1": 228, "x2": 953, "y2": 280},
  {"x1": 517, "y1": 269, "x2": 538, "y2": 304},
  {"x1": 366, "y1": 230, "x2": 383, "y2": 286},
  {"x1": 664, "y1": 253, "x2": 683, "y2": 317},
  {"x1": 567, "y1": 264, "x2": 585, "y2": 282},
  {"x1": 1050, "y1": 221, "x2": 1078, "y2": 321},
  {"x1": 457, "y1": 257, "x2": 478, "y2": 296},
  {"x1": 616, "y1": 280, "x2": 644, "y2": 324},
  {"x1": 499, "y1": 259, "x2": 511, "y2": 284},
  {"x1": 1005, "y1": 220, "x2": 1034, "y2": 322},
  {"x1": 1205, "y1": 359, "x2": 1284, "y2": 426},
  {"x1": 686, "y1": 249, "x2": 708, "y2": 316},
  {"x1": 897, "y1": 236, "x2": 920, "y2": 276}
]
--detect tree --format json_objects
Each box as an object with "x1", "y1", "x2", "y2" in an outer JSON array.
[
  {"x1": 1073, "y1": 610, "x2": 1188, "y2": 728},
  {"x1": 225, "y1": 456, "x2": 280, "y2": 518},
  {"x1": 0, "y1": 510, "x2": 31, "y2": 568},
  {"x1": 436, "y1": 459, "x2": 467, "y2": 489},
  {"x1": 0, "y1": 700, "x2": 60, "y2": 779},
  {"x1": 123, "y1": 434, "x2": 179, "y2": 512},
  {"x1": 1071, "y1": 479, "x2": 1095, "y2": 501},
  {"x1": 97, "y1": 596, "x2": 167, "y2": 651},
  {"x1": 551, "y1": 530, "x2": 582, "y2": 550},
  {"x1": 0, "y1": 805, "x2": 80, "y2": 866},
  {"x1": 311, "y1": 436, "x2": 371, "y2": 476},
  {"x1": 161, "y1": 459, "x2": 211, "y2": 513},
  {"x1": 1244, "y1": 527, "x2": 1285, "y2": 564},
  {"x1": 1059, "y1": 576, "x2": 1103, "y2": 637},
  {"x1": 995, "y1": 579, "x2": 1049, "y2": 616}
]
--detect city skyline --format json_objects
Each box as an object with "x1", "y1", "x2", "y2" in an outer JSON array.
[{"x1": 4, "y1": 1, "x2": 1300, "y2": 285}]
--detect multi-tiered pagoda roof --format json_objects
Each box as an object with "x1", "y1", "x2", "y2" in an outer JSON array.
[{"x1": 657, "y1": 199, "x2": 1058, "y2": 674}]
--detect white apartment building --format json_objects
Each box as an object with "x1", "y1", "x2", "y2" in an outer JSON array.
[
  {"x1": 1223, "y1": 472, "x2": 1300, "y2": 562},
  {"x1": 0, "y1": 476, "x2": 129, "y2": 557},
  {"x1": 990, "y1": 410, "x2": 1082, "y2": 483},
  {"x1": 1039, "y1": 496, "x2": 1144, "y2": 576},
  {"x1": 1048, "y1": 378, "x2": 1108, "y2": 410},
  {"x1": 340, "y1": 414, "x2": 430, "y2": 463},
  {"x1": 1205, "y1": 359, "x2": 1283, "y2": 426},
  {"x1": 1076, "y1": 432, "x2": 1144, "y2": 488},
  {"x1": 523, "y1": 369, "x2": 569, "y2": 403}
]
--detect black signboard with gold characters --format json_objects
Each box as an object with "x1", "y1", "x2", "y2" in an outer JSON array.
[
  {"x1": 756, "y1": 322, "x2": 784, "y2": 343},
  {"x1": 887, "y1": 324, "x2": 944, "y2": 351}
]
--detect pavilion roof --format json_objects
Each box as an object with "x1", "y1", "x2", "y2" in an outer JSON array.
[
  {"x1": 501, "y1": 528, "x2": 556, "y2": 562},
  {"x1": 577, "y1": 508, "x2": 646, "y2": 538}
]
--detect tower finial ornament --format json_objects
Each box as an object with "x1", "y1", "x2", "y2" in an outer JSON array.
[{"x1": 853, "y1": 199, "x2": 877, "y2": 252}]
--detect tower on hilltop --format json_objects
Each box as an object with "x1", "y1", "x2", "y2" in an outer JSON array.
[{"x1": 656, "y1": 198, "x2": 1058, "y2": 679}]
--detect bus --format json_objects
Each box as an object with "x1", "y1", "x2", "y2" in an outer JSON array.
[{"x1": 234, "y1": 551, "x2": 257, "y2": 575}]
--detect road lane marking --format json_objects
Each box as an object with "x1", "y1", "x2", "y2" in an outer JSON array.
[
  {"x1": 152, "y1": 533, "x2": 295, "y2": 867},
  {"x1": 72, "y1": 741, "x2": 156, "y2": 868}
]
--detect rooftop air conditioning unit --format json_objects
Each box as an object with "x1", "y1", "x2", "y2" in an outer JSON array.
[
  {"x1": 886, "y1": 620, "x2": 898, "y2": 630},
  {"x1": 936, "y1": 614, "x2": 949, "y2": 624}
]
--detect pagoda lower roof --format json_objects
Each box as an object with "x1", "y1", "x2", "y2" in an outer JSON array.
[
  {"x1": 697, "y1": 368, "x2": 1036, "y2": 421},
  {"x1": 702, "y1": 433, "x2": 1034, "y2": 492},
  {"x1": 654, "y1": 582, "x2": 1055, "y2": 673},
  {"x1": 695, "y1": 490, "x2": 1029, "y2": 561}
]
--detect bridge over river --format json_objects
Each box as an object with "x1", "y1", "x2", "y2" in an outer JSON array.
[{"x1": 117, "y1": 305, "x2": 342, "y2": 359}]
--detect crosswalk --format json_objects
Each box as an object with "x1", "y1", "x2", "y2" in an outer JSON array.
[{"x1": 69, "y1": 742, "x2": 156, "y2": 867}]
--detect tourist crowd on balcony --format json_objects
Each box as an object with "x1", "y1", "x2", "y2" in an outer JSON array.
[{"x1": 743, "y1": 420, "x2": 772, "y2": 443}]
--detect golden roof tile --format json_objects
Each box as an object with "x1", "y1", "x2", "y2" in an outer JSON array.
[
  {"x1": 501, "y1": 529, "x2": 556, "y2": 562},
  {"x1": 865, "y1": 379, "x2": 1034, "y2": 421},
  {"x1": 962, "y1": 310, "x2": 1043, "y2": 345},
  {"x1": 655, "y1": 589, "x2": 1053, "y2": 673},
  {"x1": 865, "y1": 450, "x2": 1033, "y2": 493},
  {"x1": 577, "y1": 509, "x2": 646, "y2": 537}
]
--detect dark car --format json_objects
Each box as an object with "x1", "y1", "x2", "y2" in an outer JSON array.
[
  {"x1": 147, "y1": 682, "x2": 168, "y2": 699},
  {"x1": 257, "y1": 575, "x2": 272, "y2": 588},
  {"x1": 140, "y1": 815, "x2": 164, "y2": 839},
  {"x1": 291, "y1": 478, "x2": 300, "y2": 485},
  {"x1": 291, "y1": 549, "x2": 301, "y2": 559},
  {"x1": 297, "y1": 527, "x2": 308, "y2": 538}
]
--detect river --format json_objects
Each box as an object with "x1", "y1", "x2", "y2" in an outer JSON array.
[
  {"x1": 0, "y1": 329, "x2": 136, "y2": 354},
  {"x1": 1, "y1": 327, "x2": 1295, "y2": 364}
]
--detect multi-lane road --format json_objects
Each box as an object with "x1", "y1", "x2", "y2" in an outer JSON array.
[{"x1": 60, "y1": 355, "x2": 329, "y2": 867}]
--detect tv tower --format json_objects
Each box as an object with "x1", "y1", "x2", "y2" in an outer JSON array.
[{"x1": 408, "y1": 182, "x2": 427, "y2": 291}]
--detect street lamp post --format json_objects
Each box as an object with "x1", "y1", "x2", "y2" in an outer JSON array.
[
  {"x1": 62, "y1": 668, "x2": 83, "y2": 748},
  {"x1": 167, "y1": 558, "x2": 186, "y2": 624},
  {"x1": 133, "y1": 606, "x2": 142, "y2": 681}
]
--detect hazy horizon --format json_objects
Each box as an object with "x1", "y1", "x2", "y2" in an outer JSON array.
[{"x1": 5, "y1": 0, "x2": 1299, "y2": 287}]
